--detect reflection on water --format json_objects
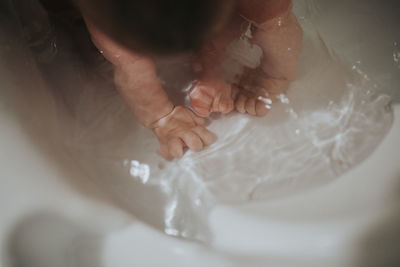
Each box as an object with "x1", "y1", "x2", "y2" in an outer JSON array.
[
  {"x1": 394, "y1": 42, "x2": 400, "y2": 69},
  {"x1": 5, "y1": 0, "x2": 396, "y2": 241}
]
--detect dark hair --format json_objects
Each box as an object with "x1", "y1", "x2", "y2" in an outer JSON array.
[{"x1": 78, "y1": 0, "x2": 235, "y2": 55}]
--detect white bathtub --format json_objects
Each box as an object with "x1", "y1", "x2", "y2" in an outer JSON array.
[{"x1": 1, "y1": 0, "x2": 399, "y2": 266}]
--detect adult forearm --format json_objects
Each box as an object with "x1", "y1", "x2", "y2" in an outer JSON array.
[
  {"x1": 113, "y1": 59, "x2": 174, "y2": 128},
  {"x1": 82, "y1": 12, "x2": 174, "y2": 128}
]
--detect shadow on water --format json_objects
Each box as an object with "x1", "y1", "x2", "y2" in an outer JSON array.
[
  {"x1": 1, "y1": 0, "x2": 171, "y2": 241},
  {"x1": 6, "y1": 213, "x2": 103, "y2": 267},
  {"x1": 353, "y1": 172, "x2": 400, "y2": 267},
  {"x1": 306, "y1": 0, "x2": 400, "y2": 104}
]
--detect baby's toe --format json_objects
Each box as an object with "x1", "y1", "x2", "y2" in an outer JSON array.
[
  {"x1": 255, "y1": 99, "x2": 270, "y2": 117},
  {"x1": 245, "y1": 98, "x2": 257, "y2": 116},
  {"x1": 235, "y1": 94, "x2": 247, "y2": 114},
  {"x1": 218, "y1": 97, "x2": 234, "y2": 114}
]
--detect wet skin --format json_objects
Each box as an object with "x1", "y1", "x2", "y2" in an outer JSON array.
[{"x1": 80, "y1": 0, "x2": 302, "y2": 160}]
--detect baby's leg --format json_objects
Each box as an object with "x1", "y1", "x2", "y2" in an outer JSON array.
[
  {"x1": 189, "y1": 16, "x2": 245, "y2": 117},
  {"x1": 189, "y1": 45, "x2": 236, "y2": 116},
  {"x1": 235, "y1": 3, "x2": 302, "y2": 116},
  {"x1": 234, "y1": 68, "x2": 286, "y2": 116}
]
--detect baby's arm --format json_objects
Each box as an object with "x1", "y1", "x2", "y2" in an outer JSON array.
[
  {"x1": 83, "y1": 19, "x2": 215, "y2": 160},
  {"x1": 236, "y1": 0, "x2": 302, "y2": 115}
]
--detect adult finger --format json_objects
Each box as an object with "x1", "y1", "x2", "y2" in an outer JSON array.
[
  {"x1": 181, "y1": 131, "x2": 203, "y2": 152},
  {"x1": 192, "y1": 126, "x2": 217, "y2": 146},
  {"x1": 158, "y1": 144, "x2": 173, "y2": 161},
  {"x1": 168, "y1": 138, "x2": 185, "y2": 159}
]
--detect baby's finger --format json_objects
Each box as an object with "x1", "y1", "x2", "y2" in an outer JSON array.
[
  {"x1": 212, "y1": 92, "x2": 223, "y2": 113},
  {"x1": 181, "y1": 131, "x2": 203, "y2": 152},
  {"x1": 187, "y1": 110, "x2": 206, "y2": 125},
  {"x1": 192, "y1": 126, "x2": 217, "y2": 146},
  {"x1": 189, "y1": 86, "x2": 213, "y2": 116},
  {"x1": 168, "y1": 138, "x2": 185, "y2": 159},
  {"x1": 219, "y1": 88, "x2": 234, "y2": 114}
]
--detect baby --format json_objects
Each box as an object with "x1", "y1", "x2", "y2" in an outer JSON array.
[{"x1": 74, "y1": 0, "x2": 302, "y2": 160}]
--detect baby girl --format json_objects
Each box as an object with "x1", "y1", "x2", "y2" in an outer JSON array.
[{"x1": 74, "y1": 0, "x2": 302, "y2": 160}]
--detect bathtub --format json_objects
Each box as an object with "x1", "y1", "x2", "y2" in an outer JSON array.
[{"x1": 1, "y1": 0, "x2": 399, "y2": 266}]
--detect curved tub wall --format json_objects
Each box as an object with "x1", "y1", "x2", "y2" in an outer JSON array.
[
  {"x1": 1, "y1": 0, "x2": 400, "y2": 266},
  {"x1": 210, "y1": 106, "x2": 400, "y2": 266}
]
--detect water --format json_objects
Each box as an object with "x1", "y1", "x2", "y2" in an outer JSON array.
[{"x1": 3, "y1": 0, "x2": 397, "y2": 242}]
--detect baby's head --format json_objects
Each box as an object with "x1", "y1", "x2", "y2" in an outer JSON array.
[{"x1": 77, "y1": 0, "x2": 235, "y2": 55}]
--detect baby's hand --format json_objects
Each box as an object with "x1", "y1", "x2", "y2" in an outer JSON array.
[
  {"x1": 189, "y1": 79, "x2": 235, "y2": 117},
  {"x1": 152, "y1": 106, "x2": 217, "y2": 160}
]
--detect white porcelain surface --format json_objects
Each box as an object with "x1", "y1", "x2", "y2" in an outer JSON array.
[{"x1": 1, "y1": 0, "x2": 399, "y2": 266}]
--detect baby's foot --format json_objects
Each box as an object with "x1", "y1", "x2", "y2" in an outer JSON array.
[
  {"x1": 235, "y1": 87, "x2": 271, "y2": 116},
  {"x1": 189, "y1": 79, "x2": 235, "y2": 117},
  {"x1": 235, "y1": 70, "x2": 289, "y2": 116}
]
